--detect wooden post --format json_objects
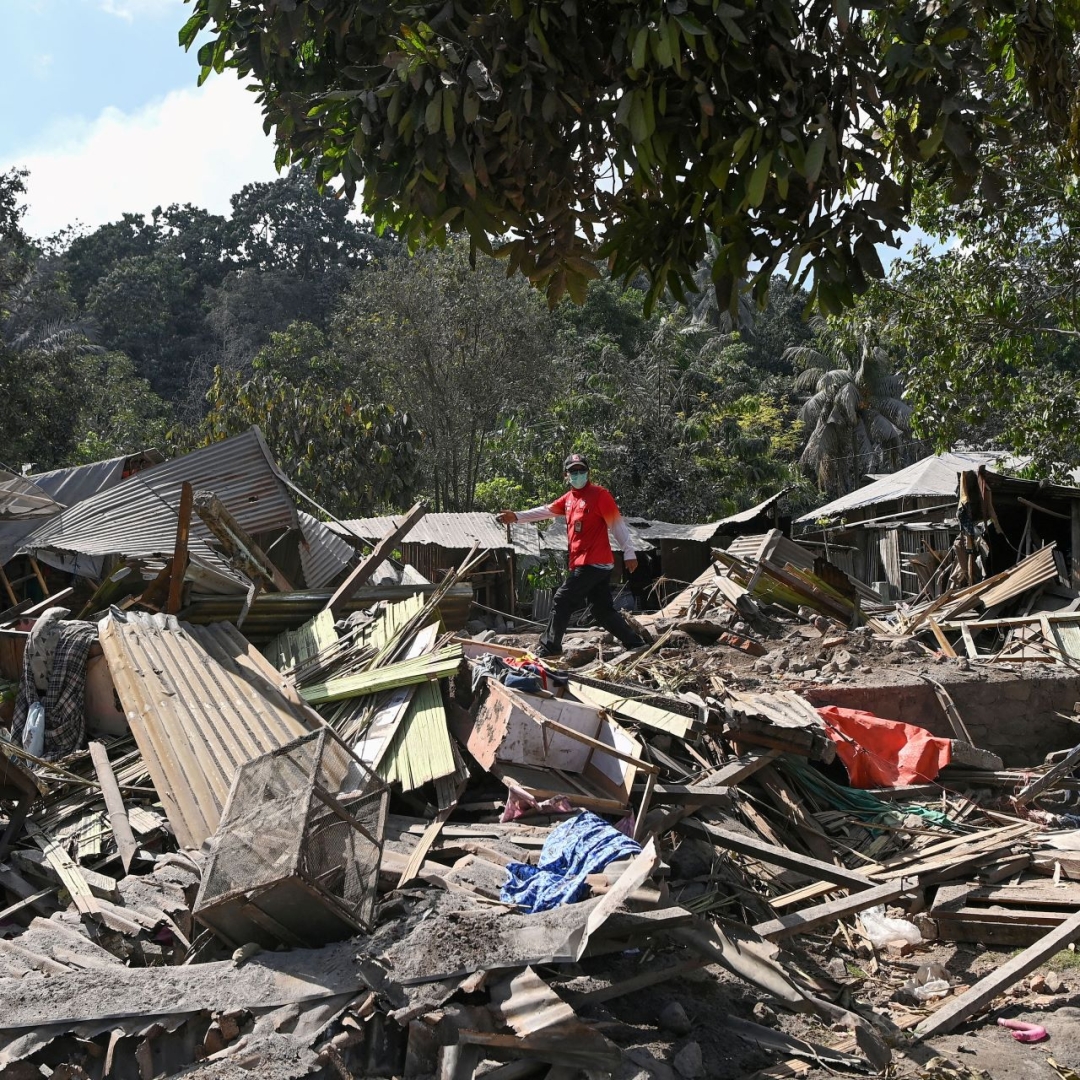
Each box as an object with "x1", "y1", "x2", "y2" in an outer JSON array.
[
  {"x1": 193, "y1": 490, "x2": 294, "y2": 592},
  {"x1": 325, "y1": 500, "x2": 427, "y2": 616},
  {"x1": 0, "y1": 566, "x2": 18, "y2": 607},
  {"x1": 88, "y1": 741, "x2": 139, "y2": 873},
  {"x1": 28, "y1": 558, "x2": 48, "y2": 597},
  {"x1": 167, "y1": 482, "x2": 193, "y2": 615}
]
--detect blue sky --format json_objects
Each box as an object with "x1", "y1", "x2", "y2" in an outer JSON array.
[{"x1": 0, "y1": 0, "x2": 278, "y2": 237}]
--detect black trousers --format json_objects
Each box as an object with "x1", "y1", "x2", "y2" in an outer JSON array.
[{"x1": 539, "y1": 565, "x2": 641, "y2": 652}]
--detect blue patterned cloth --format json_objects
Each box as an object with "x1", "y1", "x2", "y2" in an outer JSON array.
[{"x1": 501, "y1": 811, "x2": 642, "y2": 912}]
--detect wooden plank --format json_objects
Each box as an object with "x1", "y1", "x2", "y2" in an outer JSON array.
[
  {"x1": 752, "y1": 878, "x2": 915, "y2": 942},
  {"x1": 326, "y1": 500, "x2": 427, "y2": 615},
  {"x1": 25, "y1": 821, "x2": 101, "y2": 916},
  {"x1": 927, "y1": 619, "x2": 957, "y2": 658},
  {"x1": 960, "y1": 623, "x2": 978, "y2": 659},
  {"x1": 167, "y1": 480, "x2": 193, "y2": 614},
  {"x1": 914, "y1": 908, "x2": 1080, "y2": 1040},
  {"x1": 691, "y1": 820, "x2": 876, "y2": 891},
  {"x1": 0, "y1": 567, "x2": 18, "y2": 608},
  {"x1": 1015, "y1": 739, "x2": 1080, "y2": 806},
  {"x1": 193, "y1": 490, "x2": 293, "y2": 592},
  {"x1": 88, "y1": 741, "x2": 138, "y2": 873},
  {"x1": 27, "y1": 557, "x2": 48, "y2": 596}
]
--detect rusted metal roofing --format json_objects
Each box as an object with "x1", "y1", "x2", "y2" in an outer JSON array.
[
  {"x1": 18, "y1": 429, "x2": 296, "y2": 571},
  {"x1": 98, "y1": 609, "x2": 321, "y2": 849},
  {"x1": 331, "y1": 513, "x2": 541, "y2": 556},
  {"x1": 298, "y1": 510, "x2": 356, "y2": 589}
]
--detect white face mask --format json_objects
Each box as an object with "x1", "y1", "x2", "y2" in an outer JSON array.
[{"x1": 568, "y1": 471, "x2": 589, "y2": 489}]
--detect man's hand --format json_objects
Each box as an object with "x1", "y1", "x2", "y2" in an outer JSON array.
[
  {"x1": 496, "y1": 510, "x2": 518, "y2": 525},
  {"x1": 624, "y1": 558, "x2": 638, "y2": 574}
]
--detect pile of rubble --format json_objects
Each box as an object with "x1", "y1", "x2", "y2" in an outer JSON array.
[{"x1": 4, "y1": 451, "x2": 1080, "y2": 1079}]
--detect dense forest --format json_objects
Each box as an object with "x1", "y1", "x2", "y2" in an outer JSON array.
[{"x1": 3, "y1": 150, "x2": 1080, "y2": 524}]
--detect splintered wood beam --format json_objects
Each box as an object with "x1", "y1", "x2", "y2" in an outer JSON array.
[
  {"x1": 752, "y1": 878, "x2": 916, "y2": 942},
  {"x1": 689, "y1": 820, "x2": 876, "y2": 892},
  {"x1": 325, "y1": 500, "x2": 427, "y2": 615},
  {"x1": 193, "y1": 489, "x2": 293, "y2": 592},
  {"x1": 88, "y1": 741, "x2": 138, "y2": 873},
  {"x1": 914, "y1": 908, "x2": 1080, "y2": 1041},
  {"x1": 1014, "y1": 739, "x2": 1080, "y2": 806},
  {"x1": 167, "y1": 481, "x2": 194, "y2": 614}
]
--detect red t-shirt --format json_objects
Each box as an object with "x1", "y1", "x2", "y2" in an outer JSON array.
[{"x1": 549, "y1": 483, "x2": 620, "y2": 568}]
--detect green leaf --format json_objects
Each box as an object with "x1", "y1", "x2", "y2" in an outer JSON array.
[
  {"x1": 803, "y1": 131, "x2": 827, "y2": 184},
  {"x1": 747, "y1": 151, "x2": 772, "y2": 207},
  {"x1": 631, "y1": 28, "x2": 647, "y2": 69},
  {"x1": 425, "y1": 91, "x2": 443, "y2": 135},
  {"x1": 443, "y1": 89, "x2": 456, "y2": 143},
  {"x1": 629, "y1": 93, "x2": 649, "y2": 144}
]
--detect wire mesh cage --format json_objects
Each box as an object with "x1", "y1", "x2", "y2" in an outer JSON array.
[{"x1": 195, "y1": 726, "x2": 389, "y2": 948}]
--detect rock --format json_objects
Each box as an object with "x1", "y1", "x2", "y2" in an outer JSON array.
[
  {"x1": 752, "y1": 1001, "x2": 776, "y2": 1025},
  {"x1": 772, "y1": 655, "x2": 788, "y2": 672},
  {"x1": 820, "y1": 661, "x2": 838, "y2": 675},
  {"x1": 803, "y1": 668, "x2": 819, "y2": 680},
  {"x1": 465, "y1": 619, "x2": 488, "y2": 635},
  {"x1": 825, "y1": 957, "x2": 849, "y2": 980},
  {"x1": 753, "y1": 659, "x2": 772, "y2": 674},
  {"x1": 955, "y1": 657, "x2": 971, "y2": 671},
  {"x1": 658, "y1": 1001, "x2": 692, "y2": 1036},
  {"x1": 672, "y1": 1041, "x2": 704, "y2": 1079},
  {"x1": 1044, "y1": 970, "x2": 1065, "y2": 994},
  {"x1": 890, "y1": 638, "x2": 911, "y2": 652}
]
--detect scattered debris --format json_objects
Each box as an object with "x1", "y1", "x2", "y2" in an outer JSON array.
[{"x1": 3, "y1": 435, "x2": 1080, "y2": 1078}]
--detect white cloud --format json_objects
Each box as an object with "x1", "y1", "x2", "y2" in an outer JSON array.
[
  {"x1": 98, "y1": 0, "x2": 178, "y2": 21},
  {"x1": 31, "y1": 54, "x2": 54, "y2": 79},
  {"x1": 2, "y1": 78, "x2": 283, "y2": 238}
]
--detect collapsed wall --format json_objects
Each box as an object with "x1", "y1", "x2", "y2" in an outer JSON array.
[{"x1": 804, "y1": 667, "x2": 1080, "y2": 767}]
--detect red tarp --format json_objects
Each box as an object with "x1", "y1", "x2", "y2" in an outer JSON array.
[{"x1": 816, "y1": 705, "x2": 953, "y2": 788}]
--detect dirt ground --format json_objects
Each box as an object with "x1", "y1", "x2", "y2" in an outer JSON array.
[{"x1": 555, "y1": 936, "x2": 1080, "y2": 1080}]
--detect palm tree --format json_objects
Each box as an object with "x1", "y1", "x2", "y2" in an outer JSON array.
[
  {"x1": 785, "y1": 318, "x2": 912, "y2": 496},
  {"x1": 686, "y1": 232, "x2": 755, "y2": 333}
]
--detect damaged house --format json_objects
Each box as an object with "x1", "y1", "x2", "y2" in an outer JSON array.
[{"x1": 4, "y1": 433, "x2": 1080, "y2": 1078}]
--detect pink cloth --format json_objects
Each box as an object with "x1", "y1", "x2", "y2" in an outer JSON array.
[{"x1": 816, "y1": 705, "x2": 953, "y2": 788}]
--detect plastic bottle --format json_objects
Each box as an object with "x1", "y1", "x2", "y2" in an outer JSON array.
[{"x1": 22, "y1": 702, "x2": 45, "y2": 757}]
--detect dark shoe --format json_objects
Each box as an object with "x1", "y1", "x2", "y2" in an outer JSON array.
[
  {"x1": 535, "y1": 642, "x2": 563, "y2": 658},
  {"x1": 621, "y1": 636, "x2": 648, "y2": 650}
]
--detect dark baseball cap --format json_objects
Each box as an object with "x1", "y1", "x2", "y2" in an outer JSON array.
[{"x1": 563, "y1": 453, "x2": 589, "y2": 472}]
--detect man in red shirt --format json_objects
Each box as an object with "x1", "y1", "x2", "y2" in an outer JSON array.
[{"x1": 498, "y1": 453, "x2": 646, "y2": 658}]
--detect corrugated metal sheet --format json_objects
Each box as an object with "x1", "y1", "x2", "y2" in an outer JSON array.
[
  {"x1": 29, "y1": 449, "x2": 164, "y2": 508},
  {"x1": 331, "y1": 513, "x2": 541, "y2": 556},
  {"x1": 98, "y1": 609, "x2": 321, "y2": 849},
  {"x1": 539, "y1": 521, "x2": 654, "y2": 553},
  {"x1": 18, "y1": 429, "x2": 296, "y2": 571},
  {"x1": 796, "y1": 452, "x2": 1012, "y2": 523},
  {"x1": 0, "y1": 519, "x2": 41, "y2": 568},
  {"x1": 263, "y1": 608, "x2": 339, "y2": 672},
  {"x1": 381, "y1": 680, "x2": 456, "y2": 791},
  {"x1": 298, "y1": 510, "x2": 356, "y2": 588},
  {"x1": 0, "y1": 470, "x2": 61, "y2": 520}
]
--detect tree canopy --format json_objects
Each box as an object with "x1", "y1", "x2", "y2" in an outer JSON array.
[{"x1": 183, "y1": 1, "x2": 1077, "y2": 312}]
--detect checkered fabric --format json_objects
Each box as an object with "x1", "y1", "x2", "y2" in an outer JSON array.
[{"x1": 12, "y1": 619, "x2": 98, "y2": 761}]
